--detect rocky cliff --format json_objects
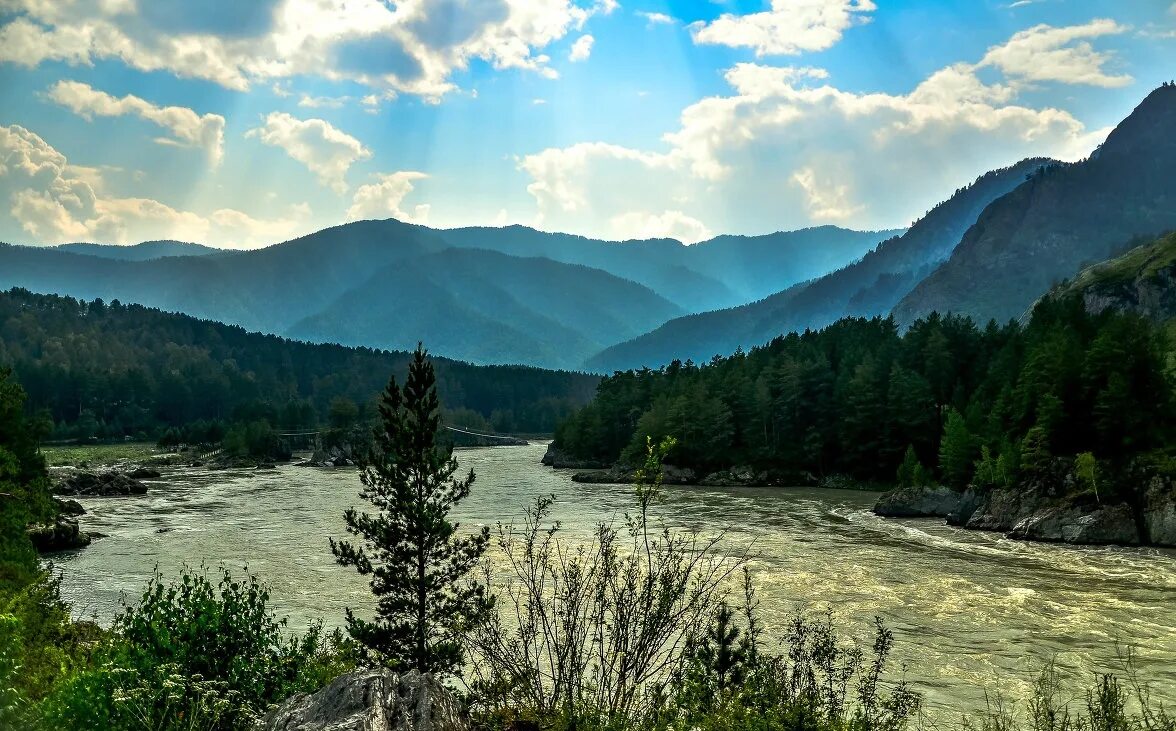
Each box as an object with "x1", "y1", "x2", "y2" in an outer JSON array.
[{"x1": 874, "y1": 474, "x2": 1176, "y2": 547}]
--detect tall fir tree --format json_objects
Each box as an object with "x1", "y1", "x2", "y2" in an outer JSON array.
[{"x1": 331, "y1": 346, "x2": 492, "y2": 676}]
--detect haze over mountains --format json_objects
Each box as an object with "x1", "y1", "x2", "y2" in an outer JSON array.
[
  {"x1": 586, "y1": 157, "x2": 1056, "y2": 372},
  {"x1": 893, "y1": 85, "x2": 1176, "y2": 326},
  {"x1": 0, "y1": 219, "x2": 896, "y2": 370},
  {"x1": 2, "y1": 85, "x2": 1173, "y2": 374}
]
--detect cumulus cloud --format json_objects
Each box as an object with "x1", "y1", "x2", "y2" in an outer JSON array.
[
  {"x1": 569, "y1": 33, "x2": 593, "y2": 61},
  {"x1": 518, "y1": 22, "x2": 1122, "y2": 237},
  {"x1": 609, "y1": 210, "x2": 712, "y2": 243},
  {"x1": 46, "y1": 80, "x2": 225, "y2": 165},
  {"x1": 246, "y1": 112, "x2": 371, "y2": 193},
  {"x1": 346, "y1": 171, "x2": 430, "y2": 223},
  {"x1": 791, "y1": 167, "x2": 863, "y2": 222},
  {"x1": 690, "y1": 0, "x2": 875, "y2": 56},
  {"x1": 0, "y1": 0, "x2": 614, "y2": 100},
  {"x1": 0, "y1": 123, "x2": 309, "y2": 247},
  {"x1": 977, "y1": 19, "x2": 1131, "y2": 88}
]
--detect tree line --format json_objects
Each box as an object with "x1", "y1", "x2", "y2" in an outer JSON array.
[
  {"x1": 555, "y1": 294, "x2": 1175, "y2": 494},
  {"x1": 0, "y1": 288, "x2": 598, "y2": 444}
]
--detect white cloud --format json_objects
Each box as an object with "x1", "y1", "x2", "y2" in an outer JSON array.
[
  {"x1": 518, "y1": 22, "x2": 1121, "y2": 237},
  {"x1": 690, "y1": 0, "x2": 875, "y2": 56},
  {"x1": 569, "y1": 33, "x2": 594, "y2": 61},
  {"x1": 46, "y1": 80, "x2": 225, "y2": 165},
  {"x1": 0, "y1": 0, "x2": 616, "y2": 100},
  {"x1": 791, "y1": 167, "x2": 862, "y2": 221},
  {"x1": 346, "y1": 171, "x2": 430, "y2": 223},
  {"x1": 978, "y1": 19, "x2": 1131, "y2": 88},
  {"x1": 245, "y1": 112, "x2": 371, "y2": 193},
  {"x1": 297, "y1": 94, "x2": 351, "y2": 109},
  {"x1": 637, "y1": 11, "x2": 675, "y2": 25},
  {"x1": 609, "y1": 210, "x2": 712, "y2": 243},
  {"x1": 0, "y1": 123, "x2": 312, "y2": 247}
]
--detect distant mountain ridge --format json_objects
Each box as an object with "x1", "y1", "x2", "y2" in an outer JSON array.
[
  {"x1": 0, "y1": 218, "x2": 895, "y2": 370},
  {"x1": 893, "y1": 85, "x2": 1176, "y2": 326},
  {"x1": 55, "y1": 240, "x2": 221, "y2": 260},
  {"x1": 431, "y1": 224, "x2": 901, "y2": 312},
  {"x1": 286, "y1": 248, "x2": 684, "y2": 370},
  {"x1": 585, "y1": 157, "x2": 1055, "y2": 371}
]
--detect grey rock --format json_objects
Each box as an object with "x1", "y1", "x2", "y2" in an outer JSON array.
[
  {"x1": 1144, "y1": 477, "x2": 1176, "y2": 546},
  {"x1": 54, "y1": 497, "x2": 86, "y2": 516},
  {"x1": 873, "y1": 485, "x2": 961, "y2": 517},
  {"x1": 28, "y1": 518, "x2": 92, "y2": 552},
  {"x1": 946, "y1": 489, "x2": 986, "y2": 526},
  {"x1": 128, "y1": 466, "x2": 162, "y2": 479},
  {"x1": 1008, "y1": 503, "x2": 1140, "y2": 545},
  {"x1": 541, "y1": 442, "x2": 607, "y2": 470},
  {"x1": 262, "y1": 669, "x2": 467, "y2": 731},
  {"x1": 54, "y1": 471, "x2": 148, "y2": 497}
]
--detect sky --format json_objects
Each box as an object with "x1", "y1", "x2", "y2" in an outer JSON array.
[{"x1": 0, "y1": 0, "x2": 1173, "y2": 248}]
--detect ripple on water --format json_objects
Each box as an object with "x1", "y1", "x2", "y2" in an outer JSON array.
[{"x1": 52, "y1": 444, "x2": 1176, "y2": 718}]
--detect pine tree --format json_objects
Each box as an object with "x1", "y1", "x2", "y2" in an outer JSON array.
[{"x1": 330, "y1": 346, "x2": 492, "y2": 676}]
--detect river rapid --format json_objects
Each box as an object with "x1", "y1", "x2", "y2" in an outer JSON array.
[{"x1": 53, "y1": 443, "x2": 1176, "y2": 718}]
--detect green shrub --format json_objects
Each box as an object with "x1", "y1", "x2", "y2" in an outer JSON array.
[{"x1": 105, "y1": 566, "x2": 332, "y2": 728}]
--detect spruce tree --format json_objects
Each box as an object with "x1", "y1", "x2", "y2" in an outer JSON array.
[
  {"x1": 938, "y1": 409, "x2": 976, "y2": 490},
  {"x1": 331, "y1": 346, "x2": 492, "y2": 676}
]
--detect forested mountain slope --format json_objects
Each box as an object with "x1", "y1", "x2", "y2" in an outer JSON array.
[
  {"x1": 286, "y1": 248, "x2": 683, "y2": 370},
  {"x1": 893, "y1": 84, "x2": 1176, "y2": 326},
  {"x1": 1037, "y1": 230, "x2": 1176, "y2": 325},
  {"x1": 0, "y1": 217, "x2": 892, "y2": 370},
  {"x1": 0, "y1": 288, "x2": 598, "y2": 438},
  {"x1": 55, "y1": 240, "x2": 220, "y2": 260},
  {"x1": 0, "y1": 219, "x2": 448, "y2": 333},
  {"x1": 586, "y1": 158, "x2": 1053, "y2": 372}
]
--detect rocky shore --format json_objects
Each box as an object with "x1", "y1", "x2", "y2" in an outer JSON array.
[
  {"x1": 54, "y1": 470, "x2": 150, "y2": 497},
  {"x1": 873, "y1": 476, "x2": 1176, "y2": 547}
]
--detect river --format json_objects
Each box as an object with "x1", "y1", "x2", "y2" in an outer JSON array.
[{"x1": 53, "y1": 443, "x2": 1176, "y2": 718}]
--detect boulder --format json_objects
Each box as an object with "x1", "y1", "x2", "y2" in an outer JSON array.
[
  {"x1": 55, "y1": 471, "x2": 148, "y2": 497},
  {"x1": 540, "y1": 443, "x2": 607, "y2": 470},
  {"x1": 571, "y1": 467, "x2": 631, "y2": 484},
  {"x1": 1007, "y1": 503, "x2": 1141, "y2": 545},
  {"x1": 28, "y1": 518, "x2": 92, "y2": 552},
  {"x1": 53, "y1": 497, "x2": 86, "y2": 516},
  {"x1": 262, "y1": 669, "x2": 468, "y2": 731},
  {"x1": 873, "y1": 485, "x2": 962, "y2": 517},
  {"x1": 128, "y1": 466, "x2": 162, "y2": 479},
  {"x1": 1143, "y1": 476, "x2": 1176, "y2": 546}
]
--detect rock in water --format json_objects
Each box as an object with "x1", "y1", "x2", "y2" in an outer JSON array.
[
  {"x1": 262, "y1": 669, "x2": 468, "y2": 731},
  {"x1": 873, "y1": 485, "x2": 962, "y2": 517},
  {"x1": 28, "y1": 518, "x2": 92, "y2": 552},
  {"x1": 55, "y1": 471, "x2": 148, "y2": 497}
]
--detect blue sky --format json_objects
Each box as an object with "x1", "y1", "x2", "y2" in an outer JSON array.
[{"x1": 0, "y1": 0, "x2": 1172, "y2": 247}]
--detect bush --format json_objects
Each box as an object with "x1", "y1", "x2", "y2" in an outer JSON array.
[
  {"x1": 465, "y1": 437, "x2": 747, "y2": 727},
  {"x1": 38, "y1": 566, "x2": 342, "y2": 730}
]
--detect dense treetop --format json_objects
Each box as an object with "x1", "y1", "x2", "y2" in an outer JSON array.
[
  {"x1": 0, "y1": 288, "x2": 598, "y2": 440},
  {"x1": 556, "y1": 294, "x2": 1175, "y2": 491}
]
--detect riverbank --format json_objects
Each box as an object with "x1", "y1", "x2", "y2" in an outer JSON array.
[{"x1": 874, "y1": 480, "x2": 1176, "y2": 547}]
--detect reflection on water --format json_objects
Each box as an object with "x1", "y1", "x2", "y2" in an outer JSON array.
[{"x1": 53, "y1": 443, "x2": 1176, "y2": 717}]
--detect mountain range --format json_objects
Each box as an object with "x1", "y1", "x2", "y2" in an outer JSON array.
[
  {"x1": 893, "y1": 85, "x2": 1176, "y2": 326},
  {"x1": 0, "y1": 219, "x2": 895, "y2": 370},
  {"x1": 585, "y1": 156, "x2": 1055, "y2": 371},
  {"x1": 1, "y1": 85, "x2": 1172, "y2": 373}
]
